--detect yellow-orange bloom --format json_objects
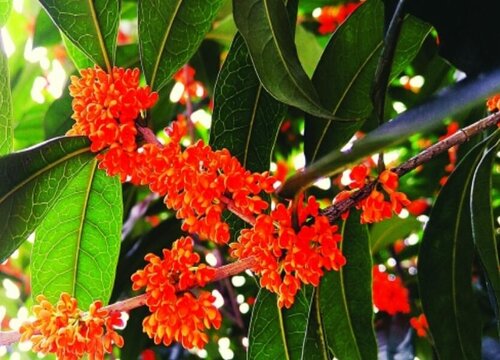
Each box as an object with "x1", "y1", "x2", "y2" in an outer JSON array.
[
  {"x1": 334, "y1": 165, "x2": 411, "y2": 224},
  {"x1": 19, "y1": 293, "x2": 123, "y2": 360},
  {"x1": 231, "y1": 195, "x2": 346, "y2": 308},
  {"x1": 131, "y1": 237, "x2": 221, "y2": 349}
]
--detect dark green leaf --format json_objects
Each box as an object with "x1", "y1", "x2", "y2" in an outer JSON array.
[
  {"x1": 33, "y1": 8, "x2": 61, "y2": 48},
  {"x1": 318, "y1": 211, "x2": 377, "y2": 360},
  {"x1": 248, "y1": 288, "x2": 313, "y2": 360},
  {"x1": 233, "y1": 0, "x2": 344, "y2": 120},
  {"x1": 370, "y1": 216, "x2": 421, "y2": 254},
  {"x1": 0, "y1": 35, "x2": 13, "y2": 155},
  {"x1": 138, "y1": 0, "x2": 225, "y2": 90},
  {"x1": 14, "y1": 103, "x2": 47, "y2": 150},
  {"x1": 44, "y1": 90, "x2": 74, "y2": 139},
  {"x1": 31, "y1": 159, "x2": 122, "y2": 308},
  {"x1": 210, "y1": 33, "x2": 286, "y2": 172},
  {"x1": 0, "y1": 136, "x2": 92, "y2": 262},
  {"x1": 418, "y1": 133, "x2": 500, "y2": 359},
  {"x1": 305, "y1": 0, "x2": 431, "y2": 163},
  {"x1": 279, "y1": 68, "x2": 500, "y2": 198},
  {"x1": 39, "y1": 0, "x2": 120, "y2": 69},
  {"x1": 470, "y1": 138, "x2": 500, "y2": 334},
  {"x1": 0, "y1": 0, "x2": 12, "y2": 26},
  {"x1": 300, "y1": 294, "x2": 329, "y2": 360}
]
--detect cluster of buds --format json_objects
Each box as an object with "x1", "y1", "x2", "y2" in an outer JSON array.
[
  {"x1": 372, "y1": 266, "x2": 410, "y2": 315},
  {"x1": 131, "y1": 237, "x2": 221, "y2": 349},
  {"x1": 19, "y1": 294, "x2": 124, "y2": 359},
  {"x1": 334, "y1": 165, "x2": 411, "y2": 223},
  {"x1": 231, "y1": 195, "x2": 346, "y2": 308}
]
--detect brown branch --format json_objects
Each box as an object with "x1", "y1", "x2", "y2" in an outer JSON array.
[
  {"x1": 0, "y1": 256, "x2": 257, "y2": 346},
  {"x1": 322, "y1": 111, "x2": 500, "y2": 221}
]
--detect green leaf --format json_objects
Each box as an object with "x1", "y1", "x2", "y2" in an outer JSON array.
[
  {"x1": 0, "y1": 0, "x2": 12, "y2": 26},
  {"x1": 470, "y1": 138, "x2": 500, "y2": 334},
  {"x1": 62, "y1": 33, "x2": 95, "y2": 69},
  {"x1": 279, "y1": 67, "x2": 500, "y2": 198},
  {"x1": 370, "y1": 216, "x2": 421, "y2": 254},
  {"x1": 138, "y1": 0, "x2": 225, "y2": 90},
  {"x1": 210, "y1": 33, "x2": 286, "y2": 172},
  {"x1": 233, "y1": 0, "x2": 344, "y2": 120},
  {"x1": 0, "y1": 35, "x2": 13, "y2": 156},
  {"x1": 305, "y1": 0, "x2": 431, "y2": 163},
  {"x1": 44, "y1": 90, "x2": 73, "y2": 139},
  {"x1": 248, "y1": 288, "x2": 313, "y2": 360},
  {"x1": 295, "y1": 24, "x2": 323, "y2": 78},
  {"x1": 39, "y1": 0, "x2": 120, "y2": 70},
  {"x1": 0, "y1": 136, "x2": 92, "y2": 262},
  {"x1": 318, "y1": 211, "x2": 377, "y2": 360},
  {"x1": 418, "y1": 133, "x2": 500, "y2": 359},
  {"x1": 32, "y1": 159, "x2": 122, "y2": 308},
  {"x1": 33, "y1": 8, "x2": 61, "y2": 48}
]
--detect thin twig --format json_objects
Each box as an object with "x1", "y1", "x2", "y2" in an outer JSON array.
[
  {"x1": 321, "y1": 111, "x2": 500, "y2": 221},
  {"x1": 0, "y1": 256, "x2": 257, "y2": 346}
]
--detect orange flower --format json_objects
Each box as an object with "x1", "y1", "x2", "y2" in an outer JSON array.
[
  {"x1": 372, "y1": 267, "x2": 410, "y2": 315},
  {"x1": 131, "y1": 237, "x2": 221, "y2": 350},
  {"x1": 410, "y1": 314, "x2": 429, "y2": 337},
  {"x1": 487, "y1": 94, "x2": 500, "y2": 112},
  {"x1": 132, "y1": 128, "x2": 276, "y2": 244},
  {"x1": 338, "y1": 166, "x2": 411, "y2": 224},
  {"x1": 231, "y1": 195, "x2": 346, "y2": 308},
  {"x1": 68, "y1": 66, "x2": 158, "y2": 180},
  {"x1": 316, "y1": 2, "x2": 361, "y2": 34},
  {"x1": 19, "y1": 293, "x2": 124, "y2": 360},
  {"x1": 172, "y1": 65, "x2": 206, "y2": 104}
]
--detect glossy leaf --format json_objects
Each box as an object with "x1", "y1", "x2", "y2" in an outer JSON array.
[
  {"x1": 295, "y1": 24, "x2": 323, "y2": 78},
  {"x1": 318, "y1": 211, "x2": 377, "y2": 360},
  {"x1": 32, "y1": 159, "x2": 122, "y2": 308},
  {"x1": 418, "y1": 133, "x2": 500, "y2": 359},
  {"x1": 44, "y1": 90, "x2": 73, "y2": 139},
  {"x1": 0, "y1": 137, "x2": 92, "y2": 262},
  {"x1": 0, "y1": 0, "x2": 12, "y2": 26},
  {"x1": 210, "y1": 33, "x2": 287, "y2": 172},
  {"x1": 305, "y1": 0, "x2": 431, "y2": 163},
  {"x1": 39, "y1": 0, "x2": 120, "y2": 70},
  {"x1": 0, "y1": 34, "x2": 13, "y2": 155},
  {"x1": 33, "y1": 8, "x2": 61, "y2": 48},
  {"x1": 62, "y1": 33, "x2": 95, "y2": 69},
  {"x1": 370, "y1": 216, "x2": 421, "y2": 254},
  {"x1": 279, "y1": 67, "x2": 500, "y2": 198},
  {"x1": 233, "y1": 0, "x2": 343, "y2": 120},
  {"x1": 248, "y1": 288, "x2": 313, "y2": 360},
  {"x1": 138, "y1": 0, "x2": 225, "y2": 90},
  {"x1": 470, "y1": 137, "x2": 500, "y2": 334}
]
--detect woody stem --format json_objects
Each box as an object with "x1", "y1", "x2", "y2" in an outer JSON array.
[{"x1": 321, "y1": 111, "x2": 500, "y2": 221}]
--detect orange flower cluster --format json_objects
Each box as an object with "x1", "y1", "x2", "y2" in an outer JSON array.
[
  {"x1": 410, "y1": 314, "x2": 429, "y2": 338},
  {"x1": 173, "y1": 65, "x2": 206, "y2": 104},
  {"x1": 69, "y1": 67, "x2": 276, "y2": 244},
  {"x1": 131, "y1": 237, "x2": 221, "y2": 349},
  {"x1": 133, "y1": 132, "x2": 276, "y2": 243},
  {"x1": 372, "y1": 267, "x2": 410, "y2": 315},
  {"x1": 68, "y1": 66, "x2": 158, "y2": 181},
  {"x1": 316, "y1": 2, "x2": 361, "y2": 34},
  {"x1": 19, "y1": 293, "x2": 123, "y2": 360},
  {"x1": 487, "y1": 94, "x2": 500, "y2": 113},
  {"x1": 231, "y1": 195, "x2": 346, "y2": 308},
  {"x1": 334, "y1": 165, "x2": 410, "y2": 223}
]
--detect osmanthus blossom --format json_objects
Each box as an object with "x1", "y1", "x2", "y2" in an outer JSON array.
[
  {"x1": 20, "y1": 65, "x2": 414, "y2": 356},
  {"x1": 372, "y1": 266, "x2": 410, "y2": 315},
  {"x1": 334, "y1": 164, "x2": 411, "y2": 223},
  {"x1": 19, "y1": 293, "x2": 124, "y2": 360}
]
